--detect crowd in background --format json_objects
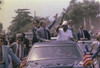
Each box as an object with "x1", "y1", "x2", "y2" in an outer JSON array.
[{"x1": 0, "y1": 13, "x2": 100, "y2": 68}]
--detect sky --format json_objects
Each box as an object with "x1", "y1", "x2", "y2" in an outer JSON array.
[{"x1": 0, "y1": 0, "x2": 100, "y2": 31}]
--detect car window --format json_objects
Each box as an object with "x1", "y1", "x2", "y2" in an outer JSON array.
[{"x1": 28, "y1": 45, "x2": 81, "y2": 61}]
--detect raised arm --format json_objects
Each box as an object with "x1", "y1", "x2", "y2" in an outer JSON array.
[
  {"x1": 92, "y1": 44, "x2": 100, "y2": 60},
  {"x1": 48, "y1": 13, "x2": 58, "y2": 29},
  {"x1": 56, "y1": 13, "x2": 65, "y2": 33},
  {"x1": 56, "y1": 23, "x2": 62, "y2": 33}
]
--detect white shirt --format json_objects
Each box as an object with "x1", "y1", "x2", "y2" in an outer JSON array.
[
  {"x1": 57, "y1": 28, "x2": 73, "y2": 41},
  {"x1": 80, "y1": 30, "x2": 85, "y2": 39}
]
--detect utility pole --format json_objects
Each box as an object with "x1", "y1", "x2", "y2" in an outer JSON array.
[
  {"x1": 34, "y1": 10, "x2": 36, "y2": 17},
  {"x1": 0, "y1": 0, "x2": 3, "y2": 9}
]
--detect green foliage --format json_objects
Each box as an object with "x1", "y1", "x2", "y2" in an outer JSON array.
[
  {"x1": 8, "y1": 9, "x2": 33, "y2": 33},
  {"x1": 63, "y1": 0, "x2": 100, "y2": 32},
  {"x1": 8, "y1": 9, "x2": 51, "y2": 34}
]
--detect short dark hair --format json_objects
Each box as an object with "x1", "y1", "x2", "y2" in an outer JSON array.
[
  {"x1": 40, "y1": 21, "x2": 43, "y2": 26},
  {"x1": 33, "y1": 20, "x2": 39, "y2": 24},
  {"x1": 16, "y1": 37, "x2": 23, "y2": 41},
  {"x1": 21, "y1": 33, "x2": 25, "y2": 37},
  {"x1": 79, "y1": 25, "x2": 83, "y2": 29},
  {"x1": 40, "y1": 19, "x2": 47, "y2": 26}
]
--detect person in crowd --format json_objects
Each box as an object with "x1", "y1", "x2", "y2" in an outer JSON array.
[
  {"x1": 68, "y1": 20, "x2": 76, "y2": 39},
  {"x1": 36, "y1": 13, "x2": 58, "y2": 42},
  {"x1": 12, "y1": 33, "x2": 16, "y2": 42},
  {"x1": 32, "y1": 20, "x2": 40, "y2": 44},
  {"x1": 56, "y1": 21, "x2": 74, "y2": 41},
  {"x1": 0, "y1": 34, "x2": 8, "y2": 45},
  {"x1": 11, "y1": 36, "x2": 26, "y2": 59},
  {"x1": 90, "y1": 32, "x2": 100, "y2": 68},
  {"x1": 21, "y1": 33, "x2": 29, "y2": 55},
  {"x1": 0, "y1": 36, "x2": 20, "y2": 68},
  {"x1": 9, "y1": 36, "x2": 14, "y2": 46},
  {"x1": 10, "y1": 37, "x2": 25, "y2": 68},
  {"x1": 77, "y1": 25, "x2": 90, "y2": 41}
]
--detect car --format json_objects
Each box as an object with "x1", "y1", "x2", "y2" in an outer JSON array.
[{"x1": 22, "y1": 40, "x2": 91, "y2": 68}]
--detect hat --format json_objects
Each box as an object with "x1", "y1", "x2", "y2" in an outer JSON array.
[{"x1": 62, "y1": 21, "x2": 68, "y2": 25}]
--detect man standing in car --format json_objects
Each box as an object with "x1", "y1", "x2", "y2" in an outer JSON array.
[
  {"x1": 68, "y1": 20, "x2": 76, "y2": 39},
  {"x1": 37, "y1": 13, "x2": 58, "y2": 42},
  {"x1": 77, "y1": 25, "x2": 90, "y2": 41},
  {"x1": 56, "y1": 21, "x2": 74, "y2": 41},
  {"x1": 32, "y1": 20, "x2": 40, "y2": 44}
]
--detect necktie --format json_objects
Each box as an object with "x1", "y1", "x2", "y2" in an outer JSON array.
[
  {"x1": 17, "y1": 45, "x2": 19, "y2": 58},
  {"x1": 44, "y1": 29, "x2": 47, "y2": 39},
  {"x1": 17, "y1": 45, "x2": 21, "y2": 58},
  {"x1": 0, "y1": 47, "x2": 3, "y2": 62},
  {"x1": 33, "y1": 28, "x2": 36, "y2": 36},
  {"x1": 81, "y1": 31, "x2": 83, "y2": 38}
]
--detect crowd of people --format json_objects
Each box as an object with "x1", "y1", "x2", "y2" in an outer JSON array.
[
  {"x1": 0, "y1": 13, "x2": 100, "y2": 68},
  {"x1": 0, "y1": 33, "x2": 29, "y2": 68}
]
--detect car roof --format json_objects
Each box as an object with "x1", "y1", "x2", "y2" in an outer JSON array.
[{"x1": 33, "y1": 40, "x2": 77, "y2": 48}]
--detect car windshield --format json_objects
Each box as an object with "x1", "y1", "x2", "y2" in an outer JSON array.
[{"x1": 28, "y1": 45, "x2": 81, "y2": 61}]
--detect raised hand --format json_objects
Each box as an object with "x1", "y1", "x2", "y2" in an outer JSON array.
[{"x1": 54, "y1": 13, "x2": 58, "y2": 19}]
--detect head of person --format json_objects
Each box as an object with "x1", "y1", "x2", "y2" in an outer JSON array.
[
  {"x1": 16, "y1": 37, "x2": 23, "y2": 44},
  {"x1": 33, "y1": 20, "x2": 39, "y2": 27},
  {"x1": 0, "y1": 36, "x2": 5, "y2": 46},
  {"x1": 9, "y1": 37, "x2": 14, "y2": 45},
  {"x1": 40, "y1": 20, "x2": 47, "y2": 28},
  {"x1": 69, "y1": 20, "x2": 73, "y2": 27},
  {"x1": 21, "y1": 33, "x2": 25, "y2": 38},
  {"x1": 96, "y1": 32, "x2": 100, "y2": 41},
  {"x1": 62, "y1": 21, "x2": 69, "y2": 30},
  {"x1": 79, "y1": 25, "x2": 84, "y2": 31}
]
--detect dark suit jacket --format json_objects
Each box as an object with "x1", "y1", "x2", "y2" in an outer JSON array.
[
  {"x1": 23, "y1": 38, "x2": 29, "y2": 49},
  {"x1": 92, "y1": 44, "x2": 100, "y2": 60},
  {"x1": 32, "y1": 27, "x2": 39, "y2": 44},
  {"x1": 10, "y1": 42, "x2": 25, "y2": 59},
  {"x1": 77, "y1": 30, "x2": 90, "y2": 40}
]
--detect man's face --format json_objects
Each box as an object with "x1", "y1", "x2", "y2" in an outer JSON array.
[
  {"x1": 16, "y1": 38, "x2": 22, "y2": 44},
  {"x1": 70, "y1": 22, "x2": 73, "y2": 26},
  {"x1": 0, "y1": 38, "x2": 3, "y2": 46},
  {"x1": 33, "y1": 21, "x2": 38, "y2": 27},
  {"x1": 42, "y1": 20, "x2": 47, "y2": 28},
  {"x1": 80, "y1": 27, "x2": 83, "y2": 31},
  {"x1": 62, "y1": 25, "x2": 68, "y2": 29}
]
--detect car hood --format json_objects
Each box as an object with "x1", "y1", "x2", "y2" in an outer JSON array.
[
  {"x1": 28, "y1": 58, "x2": 81, "y2": 66},
  {"x1": 42, "y1": 64, "x2": 73, "y2": 68},
  {"x1": 41, "y1": 65, "x2": 90, "y2": 68}
]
